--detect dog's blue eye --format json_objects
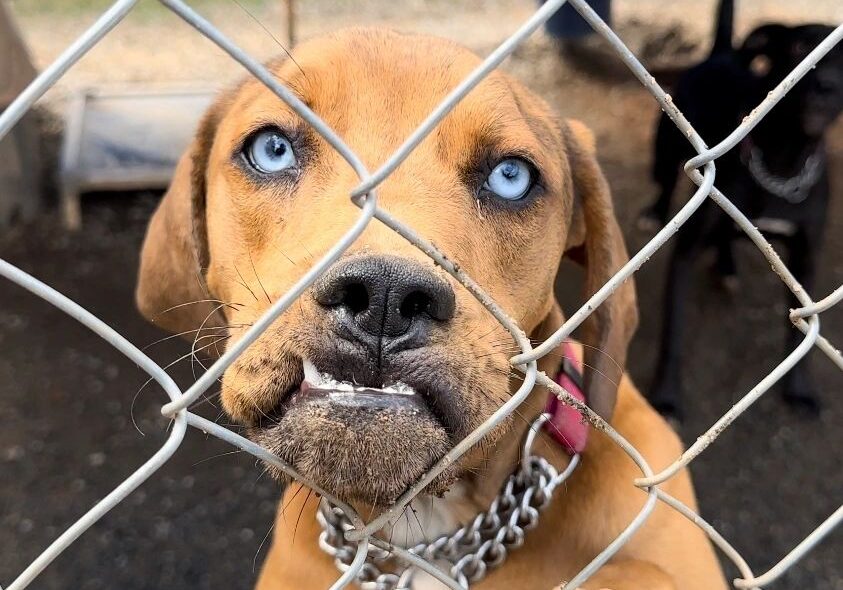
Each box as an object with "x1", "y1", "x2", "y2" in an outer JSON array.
[
  {"x1": 246, "y1": 130, "x2": 296, "y2": 173},
  {"x1": 484, "y1": 158, "x2": 532, "y2": 200}
]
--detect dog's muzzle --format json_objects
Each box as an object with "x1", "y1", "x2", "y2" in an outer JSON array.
[{"x1": 250, "y1": 254, "x2": 464, "y2": 504}]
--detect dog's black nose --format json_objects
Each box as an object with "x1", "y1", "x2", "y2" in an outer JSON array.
[{"x1": 313, "y1": 255, "x2": 455, "y2": 347}]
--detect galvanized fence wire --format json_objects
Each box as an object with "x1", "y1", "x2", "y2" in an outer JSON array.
[{"x1": 1, "y1": 0, "x2": 842, "y2": 588}]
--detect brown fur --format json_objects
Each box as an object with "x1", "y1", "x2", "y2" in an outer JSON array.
[{"x1": 136, "y1": 28, "x2": 726, "y2": 589}]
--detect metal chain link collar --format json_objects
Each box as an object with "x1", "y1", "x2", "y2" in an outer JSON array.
[
  {"x1": 745, "y1": 144, "x2": 824, "y2": 204},
  {"x1": 316, "y1": 413, "x2": 581, "y2": 590}
]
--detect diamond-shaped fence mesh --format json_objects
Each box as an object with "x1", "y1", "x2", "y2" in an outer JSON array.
[{"x1": 1, "y1": 1, "x2": 841, "y2": 589}]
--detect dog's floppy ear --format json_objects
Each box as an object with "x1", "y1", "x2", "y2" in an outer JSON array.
[
  {"x1": 135, "y1": 102, "x2": 226, "y2": 335},
  {"x1": 562, "y1": 119, "x2": 638, "y2": 421}
]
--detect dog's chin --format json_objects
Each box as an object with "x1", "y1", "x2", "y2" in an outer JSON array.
[{"x1": 251, "y1": 382, "x2": 457, "y2": 506}]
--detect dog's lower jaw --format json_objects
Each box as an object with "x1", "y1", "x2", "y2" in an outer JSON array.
[
  {"x1": 247, "y1": 354, "x2": 510, "y2": 506},
  {"x1": 250, "y1": 396, "x2": 458, "y2": 506}
]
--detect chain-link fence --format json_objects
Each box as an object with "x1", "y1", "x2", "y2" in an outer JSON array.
[{"x1": 1, "y1": 0, "x2": 842, "y2": 589}]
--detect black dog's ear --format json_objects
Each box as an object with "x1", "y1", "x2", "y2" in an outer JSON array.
[
  {"x1": 135, "y1": 98, "x2": 228, "y2": 335},
  {"x1": 562, "y1": 119, "x2": 638, "y2": 421}
]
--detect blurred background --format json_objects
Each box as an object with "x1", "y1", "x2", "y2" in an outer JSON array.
[{"x1": 1, "y1": 1, "x2": 841, "y2": 588}]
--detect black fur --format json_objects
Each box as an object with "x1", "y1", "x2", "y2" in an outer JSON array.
[{"x1": 640, "y1": 0, "x2": 843, "y2": 420}]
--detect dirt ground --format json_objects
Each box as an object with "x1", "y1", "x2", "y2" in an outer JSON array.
[{"x1": 2, "y1": 1, "x2": 842, "y2": 589}]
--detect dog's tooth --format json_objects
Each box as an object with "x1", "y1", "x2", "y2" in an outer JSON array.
[
  {"x1": 368, "y1": 382, "x2": 415, "y2": 395},
  {"x1": 313, "y1": 374, "x2": 354, "y2": 392},
  {"x1": 305, "y1": 370, "x2": 416, "y2": 396},
  {"x1": 390, "y1": 382, "x2": 416, "y2": 395},
  {"x1": 380, "y1": 381, "x2": 415, "y2": 395},
  {"x1": 302, "y1": 358, "x2": 322, "y2": 385}
]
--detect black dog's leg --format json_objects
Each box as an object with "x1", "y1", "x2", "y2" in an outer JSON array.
[
  {"x1": 649, "y1": 230, "x2": 702, "y2": 421},
  {"x1": 640, "y1": 116, "x2": 685, "y2": 231},
  {"x1": 781, "y1": 229, "x2": 820, "y2": 413},
  {"x1": 714, "y1": 237, "x2": 739, "y2": 292}
]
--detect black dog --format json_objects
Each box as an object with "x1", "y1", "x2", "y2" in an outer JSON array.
[{"x1": 640, "y1": 0, "x2": 843, "y2": 420}]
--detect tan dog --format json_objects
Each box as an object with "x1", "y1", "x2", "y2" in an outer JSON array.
[{"x1": 136, "y1": 28, "x2": 727, "y2": 590}]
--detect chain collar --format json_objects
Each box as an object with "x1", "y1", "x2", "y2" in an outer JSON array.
[
  {"x1": 316, "y1": 413, "x2": 580, "y2": 590},
  {"x1": 744, "y1": 143, "x2": 824, "y2": 204}
]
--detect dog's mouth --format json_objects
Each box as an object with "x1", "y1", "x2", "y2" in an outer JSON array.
[
  {"x1": 293, "y1": 358, "x2": 428, "y2": 413},
  {"x1": 250, "y1": 356, "x2": 459, "y2": 505}
]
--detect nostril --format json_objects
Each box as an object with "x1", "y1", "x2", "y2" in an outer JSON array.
[
  {"x1": 313, "y1": 255, "x2": 456, "y2": 341},
  {"x1": 400, "y1": 291, "x2": 432, "y2": 319},
  {"x1": 341, "y1": 283, "x2": 369, "y2": 314}
]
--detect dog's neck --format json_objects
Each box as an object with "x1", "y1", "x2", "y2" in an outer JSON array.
[
  {"x1": 753, "y1": 113, "x2": 824, "y2": 154},
  {"x1": 380, "y1": 483, "x2": 476, "y2": 546}
]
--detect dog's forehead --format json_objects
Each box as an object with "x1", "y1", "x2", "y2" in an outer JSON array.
[
  {"x1": 288, "y1": 28, "x2": 512, "y2": 108},
  {"x1": 229, "y1": 28, "x2": 554, "y2": 155}
]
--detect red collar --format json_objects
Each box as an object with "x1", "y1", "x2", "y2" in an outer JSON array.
[{"x1": 544, "y1": 341, "x2": 588, "y2": 455}]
